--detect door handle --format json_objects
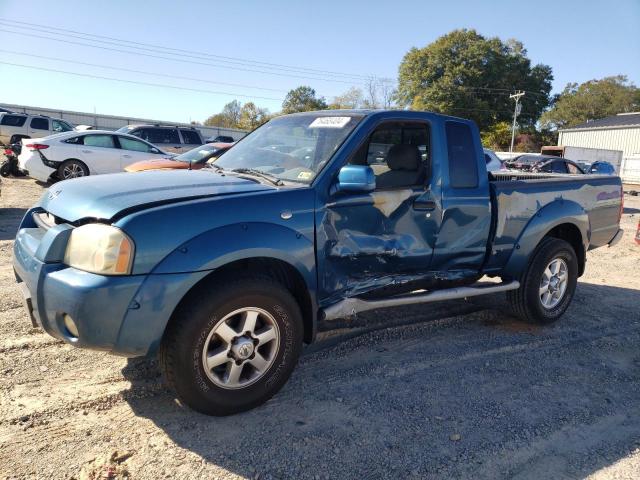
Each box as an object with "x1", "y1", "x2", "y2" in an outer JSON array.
[{"x1": 413, "y1": 199, "x2": 436, "y2": 211}]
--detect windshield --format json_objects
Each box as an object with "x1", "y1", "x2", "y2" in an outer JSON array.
[
  {"x1": 214, "y1": 113, "x2": 363, "y2": 183},
  {"x1": 174, "y1": 144, "x2": 224, "y2": 163},
  {"x1": 116, "y1": 126, "x2": 134, "y2": 133}
]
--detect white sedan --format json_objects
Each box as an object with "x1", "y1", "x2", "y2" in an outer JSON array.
[{"x1": 18, "y1": 130, "x2": 170, "y2": 183}]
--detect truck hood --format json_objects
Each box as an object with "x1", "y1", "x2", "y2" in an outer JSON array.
[{"x1": 39, "y1": 170, "x2": 274, "y2": 222}]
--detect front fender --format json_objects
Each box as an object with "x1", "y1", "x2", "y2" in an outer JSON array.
[
  {"x1": 502, "y1": 199, "x2": 590, "y2": 279},
  {"x1": 114, "y1": 222, "x2": 317, "y2": 357},
  {"x1": 151, "y1": 222, "x2": 316, "y2": 283}
]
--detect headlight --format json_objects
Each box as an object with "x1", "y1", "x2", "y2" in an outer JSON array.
[{"x1": 64, "y1": 224, "x2": 134, "y2": 275}]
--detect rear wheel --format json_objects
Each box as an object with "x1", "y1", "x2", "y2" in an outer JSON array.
[
  {"x1": 9, "y1": 134, "x2": 28, "y2": 145},
  {"x1": 507, "y1": 237, "x2": 578, "y2": 324},
  {"x1": 58, "y1": 159, "x2": 89, "y2": 180},
  {"x1": 159, "y1": 276, "x2": 303, "y2": 415}
]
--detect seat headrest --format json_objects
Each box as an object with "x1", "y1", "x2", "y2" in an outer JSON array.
[{"x1": 386, "y1": 144, "x2": 420, "y2": 171}]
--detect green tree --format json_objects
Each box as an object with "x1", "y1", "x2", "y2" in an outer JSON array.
[
  {"x1": 540, "y1": 75, "x2": 640, "y2": 129},
  {"x1": 481, "y1": 121, "x2": 512, "y2": 150},
  {"x1": 237, "y1": 102, "x2": 270, "y2": 131},
  {"x1": 204, "y1": 100, "x2": 242, "y2": 128},
  {"x1": 282, "y1": 86, "x2": 327, "y2": 114},
  {"x1": 397, "y1": 29, "x2": 553, "y2": 131}
]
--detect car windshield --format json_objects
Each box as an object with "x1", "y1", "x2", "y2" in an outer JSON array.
[
  {"x1": 173, "y1": 144, "x2": 222, "y2": 164},
  {"x1": 214, "y1": 113, "x2": 363, "y2": 183}
]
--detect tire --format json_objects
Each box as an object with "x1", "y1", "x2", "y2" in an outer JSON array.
[
  {"x1": 9, "y1": 134, "x2": 28, "y2": 145},
  {"x1": 0, "y1": 162, "x2": 10, "y2": 177},
  {"x1": 58, "y1": 159, "x2": 89, "y2": 180},
  {"x1": 507, "y1": 237, "x2": 578, "y2": 324},
  {"x1": 159, "y1": 276, "x2": 303, "y2": 415}
]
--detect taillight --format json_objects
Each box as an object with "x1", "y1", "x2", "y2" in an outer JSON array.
[
  {"x1": 3, "y1": 149, "x2": 12, "y2": 155},
  {"x1": 26, "y1": 143, "x2": 49, "y2": 150}
]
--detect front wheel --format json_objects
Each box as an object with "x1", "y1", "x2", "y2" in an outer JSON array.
[
  {"x1": 507, "y1": 237, "x2": 578, "y2": 324},
  {"x1": 159, "y1": 276, "x2": 303, "y2": 415}
]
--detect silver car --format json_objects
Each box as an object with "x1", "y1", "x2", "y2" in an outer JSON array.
[{"x1": 116, "y1": 125, "x2": 204, "y2": 153}]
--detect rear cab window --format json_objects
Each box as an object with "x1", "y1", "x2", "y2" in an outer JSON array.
[{"x1": 445, "y1": 121, "x2": 478, "y2": 188}]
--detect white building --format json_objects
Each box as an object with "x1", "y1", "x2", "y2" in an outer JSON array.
[{"x1": 558, "y1": 112, "x2": 640, "y2": 183}]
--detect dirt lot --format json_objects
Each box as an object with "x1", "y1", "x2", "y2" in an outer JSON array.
[{"x1": 0, "y1": 176, "x2": 639, "y2": 480}]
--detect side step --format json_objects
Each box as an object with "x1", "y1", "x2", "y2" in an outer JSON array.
[{"x1": 321, "y1": 280, "x2": 520, "y2": 321}]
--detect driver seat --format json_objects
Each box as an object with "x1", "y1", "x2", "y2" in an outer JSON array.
[{"x1": 376, "y1": 144, "x2": 423, "y2": 189}]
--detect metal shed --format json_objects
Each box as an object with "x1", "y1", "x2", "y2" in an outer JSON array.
[{"x1": 557, "y1": 113, "x2": 640, "y2": 183}]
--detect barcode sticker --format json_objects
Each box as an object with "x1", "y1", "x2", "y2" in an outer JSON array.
[{"x1": 309, "y1": 117, "x2": 351, "y2": 128}]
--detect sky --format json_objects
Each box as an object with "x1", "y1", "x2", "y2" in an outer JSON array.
[{"x1": 0, "y1": 0, "x2": 638, "y2": 124}]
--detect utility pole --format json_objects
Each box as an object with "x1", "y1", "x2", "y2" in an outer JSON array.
[{"x1": 509, "y1": 91, "x2": 525, "y2": 152}]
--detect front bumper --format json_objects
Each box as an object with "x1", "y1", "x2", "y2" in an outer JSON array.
[
  {"x1": 13, "y1": 222, "x2": 145, "y2": 352},
  {"x1": 13, "y1": 211, "x2": 210, "y2": 357}
]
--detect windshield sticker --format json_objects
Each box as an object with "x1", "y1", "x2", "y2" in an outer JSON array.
[
  {"x1": 297, "y1": 171, "x2": 313, "y2": 180},
  {"x1": 309, "y1": 117, "x2": 351, "y2": 129}
]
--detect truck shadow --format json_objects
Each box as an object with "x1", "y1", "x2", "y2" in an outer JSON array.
[
  {"x1": 121, "y1": 281, "x2": 640, "y2": 479},
  {"x1": 0, "y1": 207, "x2": 27, "y2": 240}
]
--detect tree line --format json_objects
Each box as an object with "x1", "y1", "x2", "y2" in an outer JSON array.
[{"x1": 202, "y1": 29, "x2": 639, "y2": 151}]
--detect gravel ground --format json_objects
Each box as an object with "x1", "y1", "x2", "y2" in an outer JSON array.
[{"x1": 0, "y1": 176, "x2": 639, "y2": 480}]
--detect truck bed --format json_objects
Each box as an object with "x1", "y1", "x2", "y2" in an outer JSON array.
[{"x1": 485, "y1": 172, "x2": 623, "y2": 273}]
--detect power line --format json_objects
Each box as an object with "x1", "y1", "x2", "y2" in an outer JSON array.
[
  {"x1": 0, "y1": 61, "x2": 283, "y2": 102},
  {"x1": 0, "y1": 28, "x2": 366, "y2": 86},
  {"x1": 0, "y1": 49, "x2": 288, "y2": 93},
  {"x1": 0, "y1": 18, "x2": 386, "y2": 82}
]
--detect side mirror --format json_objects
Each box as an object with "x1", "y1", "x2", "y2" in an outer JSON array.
[{"x1": 335, "y1": 165, "x2": 375, "y2": 193}]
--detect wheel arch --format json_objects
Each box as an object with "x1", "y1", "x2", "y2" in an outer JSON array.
[
  {"x1": 168, "y1": 257, "x2": 316, "y2": 344},
  {"x1": 502, "y1": 199, "x2": 589, "y2": 279}
]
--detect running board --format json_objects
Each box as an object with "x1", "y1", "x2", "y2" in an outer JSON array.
[{"x1": 321, "y1": 280, "x2": 520, "y2": 321}]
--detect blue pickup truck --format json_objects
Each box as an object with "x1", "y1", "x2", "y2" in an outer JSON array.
[{"x1": 13, "y1": 110, "x2": 624, "y2": 415}]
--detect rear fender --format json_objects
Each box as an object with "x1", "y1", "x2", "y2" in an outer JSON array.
[{"x1": 502, "y1": 199, "x2": 589, "y2": 279}]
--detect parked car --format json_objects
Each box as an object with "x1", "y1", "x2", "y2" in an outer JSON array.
[
  {"x1": 636, "y1": 219, "x2": 640, "y2": 245},
  {"x1": 125, "y1": 142, "x2": 233, "y2": 172},
  {"x1": 116, "y1": 124, "x2": 204, "y2": 153},
  {"x1": 588, "y1": 161, "x2": 616, "y2": 175},
  {"x1": 18, "y1": 130, "x2": 168, "y2": 182},
  {"x1": 483, "y1": 148, "x2": 505, "y2": 172},
  {"x1": 0, "y1": 112, "x2": 74, "y2": 145},
  {"x1": 14, "y1": 110, "x2": 623, "y2": 415},
  {"x1": 506, "y1": 154, "x2": 585, "y2": 174},
  {"x1": 205, "y1": 135, "x2": 235, "y2": 143}
]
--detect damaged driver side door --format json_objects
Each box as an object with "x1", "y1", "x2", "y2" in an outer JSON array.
[{"x1": 316, "y1": 121, "x2": 441, "y2": 304}]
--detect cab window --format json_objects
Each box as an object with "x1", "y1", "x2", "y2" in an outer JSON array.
[
  {"x1": 52, "y1": 119, "x2": 72, "y2": 133},
  {"x1": 180, "y1": 129, "x2": 202, "y2": 145},
  {"x1": 118, "y1": 136, "x2": 154, "y2": 152},
  {"x1": 83, "y1": 134, "x2": 116, "y2": 148},
  {"x1": 30, "y1": 117, "x2": 49, "y2": 130},
  {"x1": 349, "y1": 121, "x2": 430, "y2": 189}
]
